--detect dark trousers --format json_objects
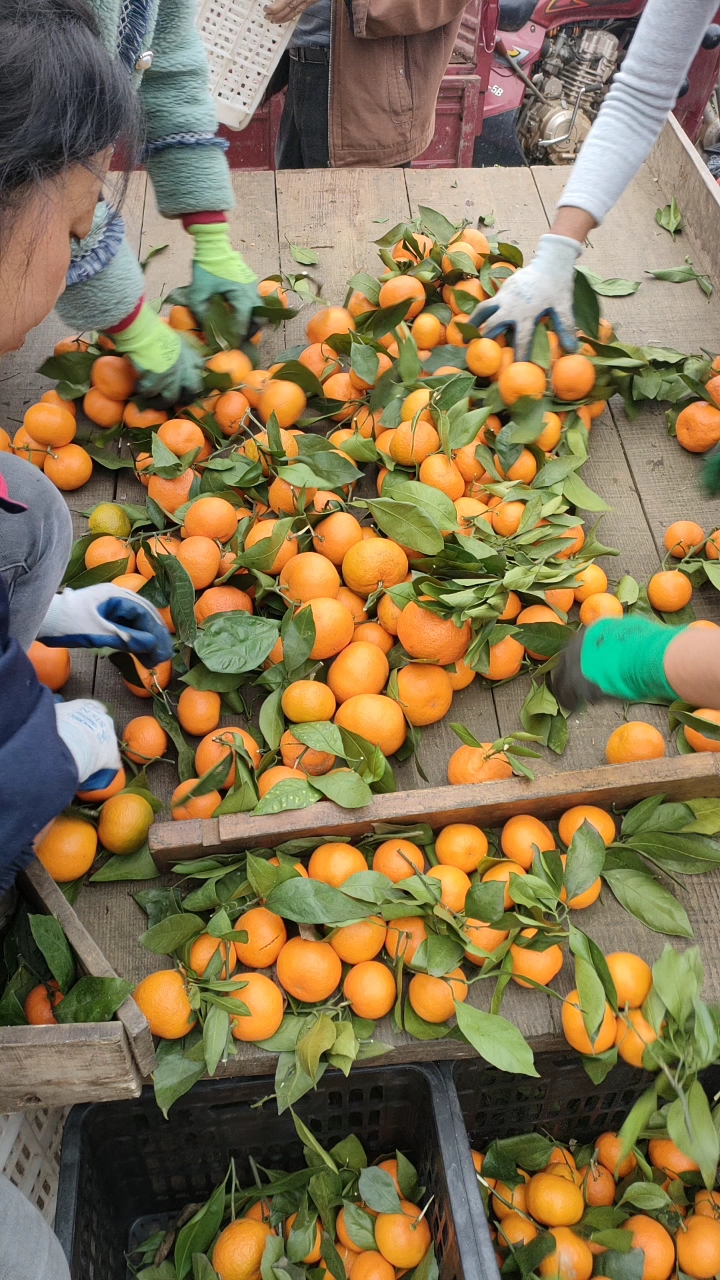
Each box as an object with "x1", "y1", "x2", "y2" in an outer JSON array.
[{"x1": 275, "y1": 55, "x2": 331, "y2": 169}]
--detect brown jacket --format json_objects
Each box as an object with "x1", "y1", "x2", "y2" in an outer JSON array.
[{"x1": 329, "y1": 0, "x2": 468, "y2": 167}]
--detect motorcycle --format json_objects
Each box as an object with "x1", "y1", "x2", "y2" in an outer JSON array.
[{"x1": 476, "y1": 0, "x2": 720, "y2": 167}]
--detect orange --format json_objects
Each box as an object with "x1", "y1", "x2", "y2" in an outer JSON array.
[
  {"x1": 685, "y1": 708, "x2": 720, "y2": 752},
  {"x1": 229, "y1": 972, "x2": 284, "y2": 1042},
  {"x1": 408, "y1": 968, "x2": 468, "y2": 1024},
  {"x1": 157, "y1": 418, "x2": 205, "y2": 459},
  {"x1": 352, "y1": 622, "x2": 394, "y2": 654},
  {"x1": 148, "y1": 468, "x2": 195, "y2": 514},
  {"x1": 28, "y1": 641, "x2": 70, "y2": 691},
  {"x1": 11, "y1": 426, "x2": 45, "y2": 468},
  {"x1": 552, "y1": 354, "x2": 596, "y2": 402},
  {"x1": 337, "y1": 586, "x2": 368, "y2": 624},
  {"x1": 177, "y1": 688, "x2": 221, "y2": 736},
  {"x1": 85, "y1": 535, "x2": 135, "y2": 573},
  {"x1": 536, "y1": 412, "x2": 563, "y2": 452},
  {"x1": 24, "y1": 980, "x2": 64, "y2": 1025},
  {"x1": 606, "y1": 721, "x2": 666, "y2": 764},
  {"x1": 451, "y1": 226, "x2": 491, "y2": 256},
  {"x1": 397, "y1": 663, "x2": 453, "y2": 726},
  {"x1": 214, "y1": 390, "x2": 251, "y2": 437},
  {"x1": 313, "y1": 511, "x2": 363, "y2": 565},
  {"x1": 124, "y1": 402, "x2": 168, "y2": 429},
  {"x1": 275, "y1": 937, "x2": 342, "y2": 1002},
  {"x1": 389, "y1": 420, "x2": 440, "y2": 466},
  {"x1": 244, "y1": 519, "x2": 298, "y2": 574},
  {"x1": 76, "y1": 767, "x2": 126, "y2": 802},
  {"x1": 418, "y1": 453, "x2": 465, "y2": 500},
  {"x1": 212, "y1": 1217, "x2": 273, "y2": 1280},
  {"x1": 664, "y1": 520, "x2": 705, "y2": 558},
  {"x1": 485, "y1": 635, "x2": 525, "y2": 681},
  {"x1": 328, "y1": 642, "x2": 389, "y2": 704},
  {"x1": 579, "y1": 593, "x2": 623, "y2": 626},
  {"x1": 35, "y1": 815, "x2": 97, "y2": 881},
  {"x1": 23, "y1": 402, "x2": 76, "y2": 447},
  {"x1": 676, "y1": 402, "x2": 720, "y2": 453},
  {"x1": 447, "y1": 657, "x2": 477, "y2": 690},
  {"x1": 54, "y1": 337, "x2": 89, "y2": 355},
  {"x1": 558, "y1": 806, "x2": 616, "y2": 847},
  {"x1": 308, "y1": 842, "x2": 368, "y2": 886},
  {"x1": 281, "y1": 680, "x2": 336, "y2": 723},
  {"x1": 323, "y1": 371, "x2": 359, "y2": 420},
  {"x1": 694, "y1": 1191, "x2": 720, "y2": 1218},
  {"x1": 258, "y1": 380, "x2": 307, "y2": 428},
  {"x1": 176, "y1": 535, "x2": 222, "y2": 589},
  {"x1": 378, "y1": 275, "x2": 426, "y2": 320},
  {"x1": 614, "y1": 1008, "x2": 658, "y2": 1067},
  {"x1": 385, "y1": 917, "x2": 427, "y2": 963},
  {"x1": 595, "y1": 1132, "x2": 636, "y2": 1178},
  {"x1": 98, "y1": 792, "x2": 154, "y2": 855},
  {"x1": 427, "y1": 864, "x2": 471, "y2": 912},
  {"x1": 577, "y1": 1164, "x2": 615, "y2": 1207},
  {"x1": 401, "y1": 388, "x2": 432, "y2": 421},
  {"x1": 257, "y1": 765, "x2": 306, "y2": 798},
  {"x1": 623, "y1": 1216, "x2": 675, "y2": 1280},
  {"x1": 492, "y1": 1175, "x2": 529, "y2": 1220},
  {"x1": 526, "y1": 1172, "x2": 584, "y2": 1227},
  {"x1": 448, "y1": 744, "x2": 513, "y2": 786},
  {"x1": 194, "y1": 586, "x2": 253, "y2": 626},
  {"x1": 189, "y1": 933, "x2": 237, "y2": 978},
  {"x1": 285, "y1": 1214, "x2": 321, "y2": 1264},
  {"x1": 453, "y1": 445, "x2": 485, "y2": 483},
  {"x1": 501, "y1": 815, "x2": 555, "y2": 870},
  {"x1": 196, "y1": 727, "x2": 261, "y2": 787},
  {"x1": 136, "y1": 534, "x2": 180, "y2": 579},
  {"x1": 555, "y1": 526, "x2": 585, "y2": 560},
  {"x1": 492, "y1": 501, "x2": 525, "y2": 538},
  {"x1": 463, "y1": 918, "x2": 508, "y2": 966},
  {"x1": 168, "y1": 304, "x2": 200, "y2": 332},
  {"x1": 306, "y1": 307, "x2": 356, "y2": 345},
  {"x1": 499, "y1": 1214, "x2": 537, "y2": 1249},
  {"x1": 510, "y1": 929, "x2": 564, "y2": 988},
  {"x1": 344, "y1": 960, "x2": 396, "y2": 1018},
  {"x1": 280, "y1": 551, "x2": 340, "y2": 604},
  {"x1": 112, "y1": 573, "x2": 146, "y2": 592},
  {"x1": 435, "y1": 823, "x2": 488, "y2": 872},
  {"x1": 706, "y1": 531, "x2": 720, "y2": 559},
  {"x1": 133, "y1": 969, "x2": 197, "y2": 1039},
  {"x1": 281, "y1": 728, "x2": 335, "y2": 775},
  {"x1": 233, "y1": 906, "x2": 287, "y2": 968},
  {"x1": 456, "y1": 497, "x2": 491, "y2": 532},
  {"x1": 412, "y1": 312, "x2": 444, "y2": 349},
  {"x1": 538, "y1": 1227, "x2": 593, "y2": 1280},
  {"x1": 299, "y1": 342, "x2": 340, "y2": 379},
  {"x1": 561, "y1": 989, "x2": 617, "y2": 1055},
  {"x1": 124, "y1": 656, "x2": 172, "y2": 699},
  {"x1": 494, "y1": 449, "x2": 538, "y2": 484},
  {"x1": 342, "y1": 539, "x2": 408, "y2": 598},
  {"x1": 498, "y1": 361, "x2": 547, "y2": 406},
  {"x1": 499, "y1": 592, "x2": 522, "y2": 621},
  {"x1": 184, "y1": 496, "x2": 238, "y2": 542},
  {"x1": 242, "y1": 429, "x2": 299, "y2": 475},
  {"x1": 397, "y1": 600, "x2": 471, "y2": 664},
  {"x1": 122, "y1": 715, "x2": 168, "y2": 764},
  {"x1": 393, "y1": 233, "x2": 433, "y2": 263},
  {"x1": 299, "y1": 597, "x2": 355, "y2": 659},
  {"x1": 605, "y1": 952, "x2": 652, "y2": 1008},
  {"x1": 206, "y1": 348, "x2": 253, "y2": 384},
  {"x1": 374, "y1": 1202, "x2": 431, "y2": 1269},
  {"x1": 350, "y1": 1253, "x2": 395, "y2": 1280},
  {"x1": 647, "y1": 569, "x2": 692, "y2": 611},
  {"x1": 373, "y1": 839, "x2": 424, "y2": 882},
  {"x1": 91, "y1": 353, "x2": 136, "y2": 400},
  {"x1": 330, "y1": 916, "x2": 387, "y2": 963},
  {"x1": 676, "y1": 1215, "x2": 720, "y2": 1279},
  {"x1": 573, "y1": 564, "x2": 609, "y2": 602},
  {"x1": 44, "y1": 442, "x2": 93, "y2": 490},
  {"x1": 467, "y1": 338, "x2": 503, "y2": 377},
  {"x1": 648, "y1": 1139, "x2": 699, "y2": 1176},
  {"x1": 334, "y1": 694, "x2": 407, "y2": 755}
]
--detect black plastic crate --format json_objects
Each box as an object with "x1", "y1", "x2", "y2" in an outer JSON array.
[{"x1": 55, "y1": 1063, "x2": 482, "y2": 1280}]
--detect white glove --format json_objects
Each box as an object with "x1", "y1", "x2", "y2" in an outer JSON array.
[
  {"x1": 40, "y1": 584, "x2": 174, "y2": 666},
  {"x1": 55, "y1": 700, "x2": 121, "y2": 786},
  {"x1": 470, "y1": 234, "x2": 583, "y2": 360}
]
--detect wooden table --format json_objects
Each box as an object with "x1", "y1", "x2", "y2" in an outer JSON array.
[{"x1": 5, "y1": 117, "x2": 720, "y2": 1067}]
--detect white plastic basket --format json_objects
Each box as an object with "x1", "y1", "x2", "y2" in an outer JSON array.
[
  {"x1": 196, "y1": 0, "x2": 298, "y2": 131},
  {"x1": 0, "y1": 1107, "x2": 68, "y2": 1225}
]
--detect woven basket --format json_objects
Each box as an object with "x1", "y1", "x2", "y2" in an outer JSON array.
[
  {"x1": 0, "y1": 1107, "x2": 68, "y2": 1224},
  {"x1": 196, "y1": 0, "x2": 297, "y2": 130}
]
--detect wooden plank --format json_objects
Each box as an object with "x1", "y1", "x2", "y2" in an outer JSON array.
[
  {"x1": 0, "y1": 1024, "x2": 140, "y2": 1111},
  {"x1": 649, "y1": 116, "x2": 720, "y2": 282}
]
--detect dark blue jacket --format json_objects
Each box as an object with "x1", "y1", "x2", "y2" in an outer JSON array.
[{"x1": 0, "y1": 577, "x2": 77, "y2": 892}]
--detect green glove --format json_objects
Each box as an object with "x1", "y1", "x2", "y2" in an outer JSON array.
[
  {"x1": 109, "y1": 303, "x2": 205, "y2": 403},
  {"x1": 186, "y1": 223, "x2": 259, "y2": 341},
  {"x1": 552, "y1": 616, "x2": 680, "y2": 711}
]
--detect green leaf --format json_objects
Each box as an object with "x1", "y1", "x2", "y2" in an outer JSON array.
[
  {"x1": 310, "y1": 771, "x2": 374, "y2": 809},
  {"x1": 341, "y1": 1202, "x2": 376, "y2": 1251},
  {"x1": 202, "y1": 1003, "x2": 230, "y2": 1078},
  {"x1": 603, "y1": 868, "x2": 693, "y2": 936},
  {"x1": 418, "y1": 206, "x2": 459, "y2": 243},
  {"x1": 267, "y1": 879, "x2": 373, "y2": 924},
  {"x1": 54, "y1": 976, "x2": 133, "y2": 1024},
  {"x1": 290, "y1": 244, "x2": 320, "y2": 265},
  {"x1": 141, "y1": 914, "x2": 206, "y2": 955},
  {"x1": 656, "y1": 197, "x2": 683, "y2": 240},
  {"x1": 484, "y1": 1135, "x2": 555, "y2": 1180},
  {"x1": 564, "y1": 821, "x2": 606, "y2": 903},
  {"x1": 562, "y1": 471, "x2": 611, "y2": 512},
  {"x1": 364, "y1": 499, "x2": 443, "y2": 555},
  {"x1": 508, "y1": 1234, "x2": 555, "y2": 1278},
  {"x1": 576, "y1": 266, "x2": 641, "y2": 296},
  {"x1": 390, "y1": 482, "x2": 459, "y2": 532},
  {"x1": 358, "y1": 1168, "x2": 402, "y2": 1214},
  {"x1": 91, "y1": 843, "x2": 159, "y2": 882},
  {"x1": 619, "y1": 1183, "x2": 670, "y2": 1213},
  {"x1": 651, "y1": 945, "x2": 702, "y2": 1025},
  {"x1": 647, "y1": 262, "x2": 712, "y2": 296},
  {"x1": 252, "y1": 778, "x2": 320, "y2": 817},
  {"x1": 684, "y1": 798, "x2": 720, "y2": 834},
  {"x1": 668, "y1": 1082, "x2": 719, "y2": 1190},
  {"x1": 514, "y1": 623, "x2": 574, "y2": 658},
  {"x1": 617, "y1": 1085, "x2": 658, "y2": 1167},
  {"x1": 282, "y1": 606, "x2": 317, "y2": 675},
  {"x1": 297, "y1": 1013, "x2": 337, "y2": 1083},
  {"x1": 259, "y1": 688, "x2": 285, "y2": 751},
  {"x1": 195, "y1": 613, "x2": 280, "y2": 674},
  {"x1": 573, "y1": 269, "x2": 600, "y2": 339},
  {"x1": 331, "y1": 1134, "x2": 368, "y2": 1170},
  {"x1": 454, "y1": 1003, "x2": 538, "y2": 1075},
  {"x1": 175, "y1": 1180, "x2": 227, "y2": 1280},
  {"x1": 592, "y1": 1250, "x2": 645, "y2": 1280},
  {"x1": 616, "y1": 575, "x2": 639, "y2": 606},
  {"x1": 153, "y1": 1034, "x2": 206, "y2": 1118},
  {"x1": 28, "y1": 915, "x2": 75, "y2": 992},
  {"x1": 152, "y1": 697, "x2": 195, "y2": 784}
]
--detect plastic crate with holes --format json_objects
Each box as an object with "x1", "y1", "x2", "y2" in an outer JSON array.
[
  {"x1": 54, "y1": 1063, "x2": 483, "y2": 1280},
  {"x1": 196, "y1": 0, "x2": 297, "y2": 130},
  {"x1": 0, "y1": 1106, "x2": 68, "y2": 1224}
]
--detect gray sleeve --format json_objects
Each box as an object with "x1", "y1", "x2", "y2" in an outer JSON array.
[
  {"x1": 558, "y1": 0, "x2": 718, "y2": 224},
  {"x1": 0, "y1": 1176, "x2": 70, "y2": 1280}
]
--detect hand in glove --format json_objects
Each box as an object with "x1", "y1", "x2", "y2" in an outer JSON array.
[
  {"x1": 106, "y1": 301, "x2": 206, "y2": 404},
  {"x1": 550, "y1": 616, "x2": 679, "y2": 712},
  {"x1": 469, "y1": 234, "x2": 583, "y2": 361},
  {"x1": 184, "y1": 219, "x2": 260, "y2": 341},
  {"x1": 39, "y1": 584, "x2": 174, "y2": 667},
  {"x1": 55, "y1": 699, "x2": 121, "y2": 790}
]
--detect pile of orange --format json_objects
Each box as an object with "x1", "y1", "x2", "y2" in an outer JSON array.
[{"x1": 479, "y1": 1130, "x2": 720, "y2": 1280}]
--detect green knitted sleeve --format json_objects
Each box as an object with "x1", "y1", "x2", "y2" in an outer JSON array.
[{"x1": 139, "y1": 0, "x2": 234, "y2": 217}]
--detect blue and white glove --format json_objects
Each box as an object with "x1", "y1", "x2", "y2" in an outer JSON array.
[
  {"x1": 39, "y1": 584, "x2": 174, "y2": 667},
  {"x1": 55, "y1": 699, "x2": 121, "y2": 790},
  {"x1": 470, "y1": 234, "x2": 583, "y2": 360}
]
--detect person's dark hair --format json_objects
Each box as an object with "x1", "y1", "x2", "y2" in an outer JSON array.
[{"x1": 0, "y1": 0, "x2": 139, "y2": 227}]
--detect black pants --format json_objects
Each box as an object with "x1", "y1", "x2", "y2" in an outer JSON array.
[{"x1": 275, "y1": 56, "x2": 330, "y2": 169}]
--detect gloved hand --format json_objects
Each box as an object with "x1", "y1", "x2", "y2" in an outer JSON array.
[
  {"x1": 551, "y1": 616, "x2": 680, "y2": 712},
  {"x1": 106, "y1": 301, "x2": 206, "y2": 403},
  {"x1": 55, "y1": 699, "x2": 121, "y2": 789},
  {"x1": 185, "y1": 221, "x2": 260, "y2": 341},
  {"x1": 39, "y1": 584, "x2": 174, "y2": 667},
  {"x1": 470, "y1": 234, "x2": 583, "y2": 361}
]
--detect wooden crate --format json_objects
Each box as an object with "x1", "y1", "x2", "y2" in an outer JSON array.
[{"x1": 0, "y1": 862, "x2": 155, "y2": 1112}]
